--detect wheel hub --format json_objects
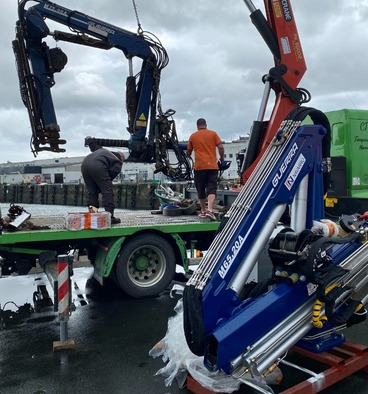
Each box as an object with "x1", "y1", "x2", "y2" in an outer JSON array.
[{"x1": 133, "y1": 254, "x2": 150, "y2": 271}]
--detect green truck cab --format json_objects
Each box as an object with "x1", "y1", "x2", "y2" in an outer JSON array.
[{"x1": 324, "y1": 109, "x2": 368, "y2": 215}]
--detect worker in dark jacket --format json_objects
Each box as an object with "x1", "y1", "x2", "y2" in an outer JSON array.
[{"x1": 81, "y1": 148, "x2": 125, "y2": 224}]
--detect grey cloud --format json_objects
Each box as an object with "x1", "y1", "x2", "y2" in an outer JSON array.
[{"x1": 1, "y1": 0, "x2": 368, "y2": 162}]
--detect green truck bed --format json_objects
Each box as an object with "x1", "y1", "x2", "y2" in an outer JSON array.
[
  {"x1": 0, "y1": 210, "x2": 219, "y2": 298},
  {"x1": 0, "y1": 210, "x2": 219, "y2": 244}
]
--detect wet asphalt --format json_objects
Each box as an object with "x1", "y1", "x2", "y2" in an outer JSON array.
[
  {"x1": 0, "y1": 267, "x2": 367, "y2": 394},
  {"x1": 0, "y1": 266, "x2": 189, "y2": 394}
]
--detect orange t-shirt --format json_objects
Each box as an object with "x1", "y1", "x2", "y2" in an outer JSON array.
[{"x1": 188, "y1": 129, "x2": 222, "y2": 170}]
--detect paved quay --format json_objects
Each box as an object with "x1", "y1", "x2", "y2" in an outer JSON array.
[{"x1": 0, "y1": 266, "x2": 367, "y2": 394}]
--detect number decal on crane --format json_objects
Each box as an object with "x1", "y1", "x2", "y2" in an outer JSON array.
[{"x1": 218, "y1": 235, "x2": 245, "y2": 279}]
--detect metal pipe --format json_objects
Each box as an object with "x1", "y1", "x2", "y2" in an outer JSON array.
[
  {"x1": 278, "y1": 358, "x2": 319, "y2": 378},
  {"x1": 60, "y1": 321, "x2": 68, "y2": 342},
  {"x1": 252, "y1": 308, "x2": 314, "y2": 374},
  {"x1": 361, "y1": 292, "x2": 368, "y2": 305},
  {"x1": 340, "y1": 241, "x2": 368, "y2": 271},
  {"x1": 237, "y1": 376, "x2": 274, "y2": 394},
  {"x1": 257, "y1": 80, "x2": 272, "y2": 122},
  {"x1": 243, "y1": 0, "x2": 257, "y2": 13},
  {"x1": 242, "y1": 273, "x2": 366, "y2": 374},
  {"x1": 232, "y1": 241, "x2": 368, "y2": 374},
  {"x1": 229, "y1": 203, "x2": 286, "y2": 294},
  {"x1": 232, "y1": 309, "x2": 311, "y2": 375},
  {"x1": 128, "y1": 57, "x2": 133, "y2": 76},
  {"x1": 290, "y1": 174, "x2": 308, "y2": 232}
]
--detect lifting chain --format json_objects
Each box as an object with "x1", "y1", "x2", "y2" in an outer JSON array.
[{"x1": 131, "y1": 0, "x2": 143, "y2": 35}]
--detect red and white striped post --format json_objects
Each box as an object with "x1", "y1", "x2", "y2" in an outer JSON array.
[
  {"x1": 53, "y1": 254, "x2": 75, "y2": 351},
  {"x1": 58, "y1": 254, "x2": 70, "y2": 326}
]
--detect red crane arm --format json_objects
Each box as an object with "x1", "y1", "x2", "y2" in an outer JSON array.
[{"x1": 241, "y1": 0, "x2": 308, "y2": 183}]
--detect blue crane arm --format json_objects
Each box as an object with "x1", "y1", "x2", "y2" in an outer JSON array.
[
  {"x1": 13, "y1": 1, "x2": 192, "y2": 181},
  {"x1": 183, "y1": 107, "x2": 368, "y2": 378},
  {"x1": 23, "y1": 1, "x2": 155, "y2": 58},
  {"x1": 14, "y1": 0, "x2": 160, "y2": 155}
]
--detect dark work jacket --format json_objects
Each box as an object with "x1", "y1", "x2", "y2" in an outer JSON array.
[{"x1": 82, "y1": 148, "x2": 122, "y2": 180}]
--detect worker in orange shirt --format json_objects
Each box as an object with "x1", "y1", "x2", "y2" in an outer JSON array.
[{"x1": 186, "y1": 118, "x2": 225, "y2": 221}]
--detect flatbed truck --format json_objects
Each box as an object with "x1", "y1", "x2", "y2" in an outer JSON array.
[
  {"x1": 7, "y1": 0, "x2": 222, "y2": 299},
  {"x1": 0, "y1": 210, "x2": 219, "y2": 298}
]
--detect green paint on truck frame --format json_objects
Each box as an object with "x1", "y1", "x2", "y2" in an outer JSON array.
[
  {"x1": 170, "y1": 233, "x2": 189, "y2": 272},
  {"x1": 0, "y1": 212, "x2": 219, "y2": 286},
  {"x1": 327, "y1": 109, "x2": 368, "y2": 198},
  {"x1": 94, "y1": 236, "x2": 126, "y2": 278}
]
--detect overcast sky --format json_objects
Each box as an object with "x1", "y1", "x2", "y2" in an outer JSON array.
[{"x1": 1, "y1": 0, "x2": 368, "y2": 163}]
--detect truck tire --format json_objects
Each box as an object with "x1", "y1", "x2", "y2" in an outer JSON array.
[{"x1": 114, "y1": 234, "x2": 176, "y2": 298}]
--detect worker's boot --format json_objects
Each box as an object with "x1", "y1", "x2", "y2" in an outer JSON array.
[
  {"x1": 105, "y1": 207, "x2": 121, "y2": 225},
  {"x1": 111, "y1": 216, "x2": 121, "y2": 225}
]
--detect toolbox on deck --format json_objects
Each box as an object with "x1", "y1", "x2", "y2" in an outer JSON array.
[{"x1": 65, "y1": 212, "x2": 111, "y2": 230}]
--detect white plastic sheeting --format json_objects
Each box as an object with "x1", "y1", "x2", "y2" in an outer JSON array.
[
  {"x1": 149, "y1": 296, "x2": 242, "y2": 393},
  {"x1": 150, "y1": 285, "x2": 282, "y2": 393}
]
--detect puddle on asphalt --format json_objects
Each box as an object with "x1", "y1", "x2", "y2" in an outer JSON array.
[{"x1": 0, "y1": 267, "x2": 94, "y2": 330}]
